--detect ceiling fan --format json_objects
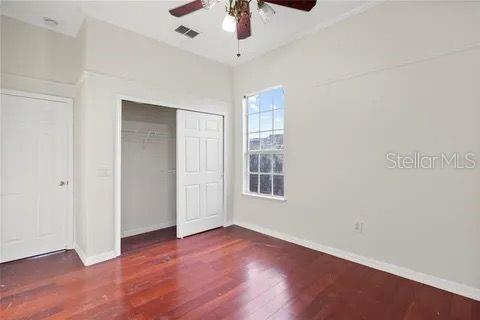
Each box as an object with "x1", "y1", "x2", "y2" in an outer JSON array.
[{"x1": 169, "y1": 0, "x2": 317, "y2": 40}]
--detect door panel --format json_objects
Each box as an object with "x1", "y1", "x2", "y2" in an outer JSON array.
[
  {"x1": 1, "y1": 93, "x2": 71, "y2": 262},
  {"x1": 185, "y1": 184, "x2": 201, "y2": 221},
  {"x1": 205, "y1": 182, "x2": 219, "y2": 217},
  {"x1": 206, "y1": 138, "x2": 219, "y2": 172},
  {"x1": 176, "y1": 110, "x2": 224, "y2": 238},
  {"x1": 185, "y1": 137, "x2": 200, "y2": 173}
]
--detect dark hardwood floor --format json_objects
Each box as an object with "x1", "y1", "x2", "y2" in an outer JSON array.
[
  {"x1": 1, "y1": 226, "x2": 478, "y2": 320},
  {"x1": 122, "y1": 227, "x2": 177, "y2": 254}
]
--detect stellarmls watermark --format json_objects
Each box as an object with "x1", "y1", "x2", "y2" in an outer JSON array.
[{"x1": 385, "y1": 152, "x2": 476, "y2": 169}]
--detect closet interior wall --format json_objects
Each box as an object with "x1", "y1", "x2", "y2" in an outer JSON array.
[{"x1": 121, "y1": 101, "x2": 176, "y2": 237}]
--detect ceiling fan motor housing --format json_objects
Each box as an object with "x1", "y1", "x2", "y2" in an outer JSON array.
[{"x1": 235, "y1": 1, "x2": 251, "y2": 40}]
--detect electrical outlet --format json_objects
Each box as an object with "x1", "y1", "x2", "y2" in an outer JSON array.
[
  {"x1": 355, "y1": 222, "x2": 366, "y2": 234},
  {"x1": 354, "y1": 222, "x2": 360, "y2": 232}
]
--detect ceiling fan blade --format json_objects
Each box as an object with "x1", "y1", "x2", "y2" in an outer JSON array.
[
  {"x1": 264, "y1": 0, "x2": 317, "y2": 12},
  {"x1": 237, "y1": 13, "x2": 251, "y2": 40},
  {"x1": 169, "y1": 0, "x2": 204, "y2": 17}
]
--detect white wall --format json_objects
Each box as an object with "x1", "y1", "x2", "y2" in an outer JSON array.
[
  {"x1": 84, "y1": 18, "x2": 232, "y2": 103},
  {"x1": 79, "y1": 18, "x2": 234, "y2": 258},
  {"x1": 121, "y1": 102, "x2": 176, "y2": 237},
  {"x1": 73, "y1": 76, "x2": 87, "y2": 252},
  {"x1": 0, "y1": 16, "x2": 81, "y2": 98},
  {"x1": 233, "y1": 1, "x2": 480, "y2": 291},
  {"x1": 1, "y1": 15, "x2": 234, "y2": 261},
  {"x1": 1, "y1": 15, "x2": 86, "y2": 253},
  {"x1": 1, "y1": 15, "x2": 81, "y2": 85}
]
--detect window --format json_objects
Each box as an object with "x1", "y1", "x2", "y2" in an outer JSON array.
[{"x1": 244, "y1": 87, "x2": 284, "y2": 199}]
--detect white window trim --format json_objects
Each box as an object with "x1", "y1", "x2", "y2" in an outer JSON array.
[
  {"x1": 242, "y1": 86, "x2": 286, "y2": 201},
  {"x1": 241, "y1": 191, "x2": 287, "y2": 202}
]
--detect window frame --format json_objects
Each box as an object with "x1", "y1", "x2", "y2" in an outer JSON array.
[{"x1": 242, "y1": 85, "x2": 286, "y2": 201}]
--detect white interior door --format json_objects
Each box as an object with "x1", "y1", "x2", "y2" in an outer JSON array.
[
  {"x1": 0, "y1": 92, "x2": 72, "y2": 263},
  {"x1": 176, "y1": 110, "x2": 224, "y2": 238}
]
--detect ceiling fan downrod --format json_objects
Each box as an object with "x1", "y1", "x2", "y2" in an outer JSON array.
[{"x1": 237, "y1": 39, "x2": 241, "y2": 58}]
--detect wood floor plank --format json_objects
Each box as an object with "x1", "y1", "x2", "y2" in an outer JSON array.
[{"x1": 0, "y1": 226, "x2": 478, "y2": 320}]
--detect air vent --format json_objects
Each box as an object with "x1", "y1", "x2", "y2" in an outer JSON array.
[
  {"x1": 185, "y1": 30, "x2": 199, "y2": 39},
  {"x1": 174, "y1": 25, "x2": 200, "y2": 39},
  {"x1": 175, "y1": 25, "x2": 190, "y2": 34}
]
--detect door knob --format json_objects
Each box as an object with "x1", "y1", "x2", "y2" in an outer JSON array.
[{"x1": 59, "y1": 181, "x2": 68, "y2": 186}]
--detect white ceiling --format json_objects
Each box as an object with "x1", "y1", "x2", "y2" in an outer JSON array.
[{"x1": 1, "y1": 1, "x2": 373, "y2": 66}]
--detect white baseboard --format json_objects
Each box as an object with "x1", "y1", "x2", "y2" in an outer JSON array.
[
  {"x1": 83, "y1": 250, "x2": 116, "y2": 266},
  {"x1": 223, "y1": 220, "x2": 234, "y2": 227},
  {"x1": 74, "y1": 243, "x2": 116, "y2": 267},
  {"x1": 74, "y1": 222, "x2": 176, "y2": 267},
  {"x1": 234, "y1": 221, "x2": 480, "y2": 301},
  {"x1": 121, "y1": 221, "x2": 176, "y2": 238},
  {"x1": 73, "y1": 243, "x2": 88, "y2": 266}
]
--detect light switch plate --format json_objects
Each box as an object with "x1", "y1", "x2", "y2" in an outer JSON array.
[{"x1": 97, "y1": 166, "x2": 111, "y2": 177}]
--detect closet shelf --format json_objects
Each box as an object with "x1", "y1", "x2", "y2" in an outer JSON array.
[{"x1": 122, "y1": 129, "x2": 174, "y2": 145}]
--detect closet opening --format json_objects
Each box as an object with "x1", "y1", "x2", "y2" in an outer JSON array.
[
  {"x1": 116, "y1": 98, "x2": 226, "y2": 256},
  {"x1": 120, "y1": 101, "x2": 177, "y2": 254}
]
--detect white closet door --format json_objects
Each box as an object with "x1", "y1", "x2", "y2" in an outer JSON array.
[
  {"x1": 176, "y1": 110, "x2": 224, "y2": 238},
  {"x1": 1, "y1": 93, "x2": 71, "y2": 262}
]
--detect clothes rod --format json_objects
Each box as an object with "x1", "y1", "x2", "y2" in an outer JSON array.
[{"x1": 121, "y1": 129, "x2": 170, "y2": 136}]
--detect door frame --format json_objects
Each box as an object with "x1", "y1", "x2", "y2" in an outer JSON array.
[
  {"x1": 114, "y1": 95, "x2": 228, "y2": 257},
  {"x1": 0, "y1": 89, "x2": 75, "y2": 257}
]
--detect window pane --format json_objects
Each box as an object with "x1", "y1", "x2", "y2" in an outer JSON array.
[
  {"x1": 273, "y1": 154, "x2": 283, "y2": 173},
  {"x1": 249, "y1": 174, "x2": 259, "y2": 193},
  {"x1": 272, "y1": 87, "x2": 284, "y2": 110},
  {"x1": 272, "y1": 130, "x2": 284, "y2": 149},
  {"x1": 260, "y1": 91, "x2": 274, "y2": 112},
  {"x1": 245, "y1": 87, "x2": 284, "y2": 199},
  {"x1": 260, "y1": 131, "x2": 273, "y2": 150},
  {"x1": 260, "y1": 174, "x2": 272, "y2": 194},
  {"x1": 248, "y1": 95, "x2": 259, "y2": 114},
  {"x1": 248, "y1": 113, "x2": 259, "y2": 133},
  {"x1": 274, "y1": 109, "x2": 284, "y2": 130},
  {"x1": 249, "y1": 154, "x2": 259, "y2": 172},
  {"x1": 273, "y1": 175, "x2": 284, "y2": 196},
  {"x1": 248, "y1": 133, "x2": 260, "y2": 150},
  {"x1": 260, "y1": 111, "x2": 273, "y2": 132},
  {"x1": 260, "y1": 154, "x2": 272, "y2": 173}
]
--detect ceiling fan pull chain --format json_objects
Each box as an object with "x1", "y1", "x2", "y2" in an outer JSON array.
[{"x1": 237, "y1": 39, "x2": 241, "y2": 58}]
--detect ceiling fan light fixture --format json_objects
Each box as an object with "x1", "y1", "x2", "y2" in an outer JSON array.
[
  {"x1": 222, "y1": 14, "x2": 236, "y2": 33},
  {"x1": 258, "y1": 2, "x2": 275, "y2": 24},
  {"x1": 201, "y1": 0, "x2": 221, "y2": 10}
]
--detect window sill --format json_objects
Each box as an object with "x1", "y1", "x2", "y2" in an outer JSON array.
[{"x1": 241, "y1": 192, "x2": 287, "y2": 202}]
